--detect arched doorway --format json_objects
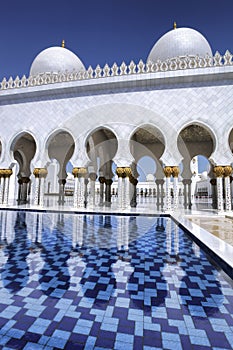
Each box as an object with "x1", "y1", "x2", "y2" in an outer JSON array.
[
  {"x1": 130, "y1": 124, "x2": 165, "y2": 209},
  {"x1": 11, "y1": 132, "x2": 36, "y2": 204},
  {"x1": 46, "y1": 130, "x2": 75, "y2": 205},
  {"x1": 178, "y1": 124, "x2": 215, "y2": 209},
  {"x1": 85, "y1": 127, "x2": 118, "y2": 207}
]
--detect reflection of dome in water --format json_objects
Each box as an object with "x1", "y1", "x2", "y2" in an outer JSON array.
[
  {"x1": 147, "y1": 26, "x2": 212, "y2": 62},
  {"x1": 30, "y1": 46, "x2": 85, "y2": 76},
  {"x1": 146, "y1": 174, "x2": 154, "y2": 182}
]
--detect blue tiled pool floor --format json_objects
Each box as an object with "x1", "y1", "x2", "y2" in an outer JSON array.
[{"x1": 0, "y1": 211, "x2": 233, "y2": 349}]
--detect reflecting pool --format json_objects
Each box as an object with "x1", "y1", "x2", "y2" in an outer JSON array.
[{"x1": 0, "y1": 210, "x2": 233, "y2": 349}]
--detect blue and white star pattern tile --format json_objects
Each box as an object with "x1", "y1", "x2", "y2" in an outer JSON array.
[{"x1": 0, "y1": 210, "x2": 233, "y2": 349}]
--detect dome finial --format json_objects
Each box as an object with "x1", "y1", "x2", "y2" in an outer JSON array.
[
  {"x1": 173, "y1": 22, "x2": 177, "y2": 29},
  {"x1": 61, "y1": 39, "x2": 65, "y2": 48}
]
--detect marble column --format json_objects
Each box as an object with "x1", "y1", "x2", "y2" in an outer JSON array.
[
  {"x1": 72, "y1": 167, "x2": 87, "y2": 208},
  {"x1": 0, "y1": 169, "x2": 13, "y2": 205},
  {"x1": 224, "y1": 166, "x2": 232, "y2": 211},
  {"x1": 182, "y1": 179, "x2": 192, "y2": 210},
  {"x1": 129, "y1": 176, "x2": 138, "y2": 207},
  {"x1": 105, "y1": 179, "x2": 113, "y2": 207},
  {"x1": 155, "y1": 179, "x2": 164, "y2": 210},
  {"x1": 58, "y1": 179, "x2": 66, "y2": 205},
  {"x1": 98, "y1": 176, "x2": 105, "y2": 207},
  {"x1": 172, "y1": 166, "x2": 180, "y2": 210},
  {"x1": 213, "y1": 166, "x2": 224, "y2": 212},
  {"x1": 163, "y1": 166, "x2": 173, "y2": 211},
  {"x1": 19, "y1": 177, "x2": 30, "y2": 204},
  {"x1": 0, "y1": 175, "x2": 3, "y2": 204},
  {"x1": 116, "y1": 167, "x2": 132, "y2": 209},
  {"x1": 210, "y1": 178, "x2": 217, "y2": 209},
  {"x1": 33, "y1": 168, "x2": 48, "y2": 206},
  {"x1": 89, "y1": 172, "x2": 97, "y2": 207},
  {"x1": 116, "y1": 167, "x2": 125, "y2": 209},
  {"x1": 124, "y1": 167, "x2": 132, "y2": 209}
]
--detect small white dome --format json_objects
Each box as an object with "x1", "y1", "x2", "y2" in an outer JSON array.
[
  {"x1": 146, "y1": 174, "x2": 154, "y2": 182},
  {"x1": 201, "y1": 171, "x2": 208, "y2": 180},
  {"x1": 30, "y1": 46, "x2": 85, "y2": 76},
  {"x1": 147, "y1": 27, "x2": 212, "y2": 62}
]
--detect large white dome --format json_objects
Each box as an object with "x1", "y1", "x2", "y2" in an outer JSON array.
[
  {"x1": 147, "y1": 27, "x2": 212, "y2": 62},
  {"x1": 30, "y1": 46, "x2": 85, "y2": 76}
]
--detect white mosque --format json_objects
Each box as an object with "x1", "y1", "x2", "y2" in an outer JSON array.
[{"x1": 0, "y1": 24, "x2": 233, "y2": 212}]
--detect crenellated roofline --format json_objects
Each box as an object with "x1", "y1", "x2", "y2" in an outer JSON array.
[{"x1": 0, "y1": 50, "x2": 232, "y2": 91}]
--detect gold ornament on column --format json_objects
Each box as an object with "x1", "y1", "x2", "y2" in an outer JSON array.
[
  {"x1": 124, "y1": 167, "x2": 132, "y2": 178},
  {"x1": 33, "y1": 168, "x2": 48, "y2": 178},
  {"x1": 163, "y1": 166, "x2": 173, "y2": 178},
  {"x1": 0, "y1": 169, "x2": 13, "y2": 177},
  {"x1": 72, "y1": 167, "x2": 87, "y2": 178},
  {"x1": 213, "y1": 166, "x2": 225, "y2": 178},
  {"x1": 116, "y1": 167, "x2": 125, "y2": 178},
  {"x1": 224, "y1": 166, "x2": 232, "y2": 177},
  {"x1": 172, "y1": 166, "x2": 180, "y2": 178}
]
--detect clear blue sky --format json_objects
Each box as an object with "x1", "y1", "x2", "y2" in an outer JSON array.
[
  {"x1": 1, "y1": 0, "x2": 230, "y2": 179},
  {"x1": 0, "y1": 0, "x2": 232, "y2": 80}
]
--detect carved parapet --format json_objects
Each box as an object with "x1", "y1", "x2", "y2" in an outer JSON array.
[
  {"x1": 163, "y1": 166, "x2": 173, "y2": 178},
  {"x1": 0, "y1": 169, "x2": 13, "y2": 178},
  {"x1": 72, "y1": 167, "x2": 87, "y2": 178},
  {"x1": 33, "y1": 168, "x2": 48, "y2": 178},
  {"x1": 213, "y1": 166, "x2": 225, "y2": 178},
  {"x1": 1, "y1": 50, "x2": 233, "y2": 91}
]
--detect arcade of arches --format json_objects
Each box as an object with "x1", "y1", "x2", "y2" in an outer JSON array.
[{"x1": 1, "y1": 123, "x2": 233, "y2": 212}]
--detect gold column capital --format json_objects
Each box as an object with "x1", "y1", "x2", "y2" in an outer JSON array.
[
  {"x1": 163, "y1": 166, "x2": 173, "y2": 178},
  {"x1": 172, "y1": 166, "x2": 180, "y2": 178},
  {"x1": 72, "y1": 167, "x2": 87, "y2": 178},
  {"x1": 0, "y1": 169, "x2": 13, "y2": 178},
  {"x1": 116, "y1": 167, "x2": 125, "y2": 178},
  {"x1": 124, "y1": 167, "x2": 132, "y2": 178},
  {"x1": 116, "y1": 167, "x2": 132, "y2": 178},
  {"x1": 33, "y1": 168, "x2": 48, "y2": 178},
  {"x1": 213, "y1": 166, "x2": 225, "y2": 178},
  {"x1": 224, "y1": 166, "x2": 232, "y2": 177}
]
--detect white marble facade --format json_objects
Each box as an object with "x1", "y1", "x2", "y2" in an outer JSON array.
[{"x1": 0, "y1": 26, "x2": 233, "y2": 211}]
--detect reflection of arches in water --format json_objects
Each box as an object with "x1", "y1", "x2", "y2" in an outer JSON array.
[
  {"x1": 38, "y1": 213, "x2": 71, "y2": 298},
  {"x1": 162, "y1": 218, "x2": 224, "y2": 317},
  {"x1": 178, "y1": 237, "x2": 224, "y2": 317},
  {"x1": 127, "y1": 217, "x2": 168, "y2": 309},
  {"x1": 79, "y1": 246, "x2": 117, "y2": 307},
  {"x1": 78, "y1": 215, "x2": 132, "y2": 307},
  {"x1": 77, "y1": 215, "x2": 117, "y2": 307},
  {"x1": 0, "y1": 212, "x2": 30, "y2": 293}
]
